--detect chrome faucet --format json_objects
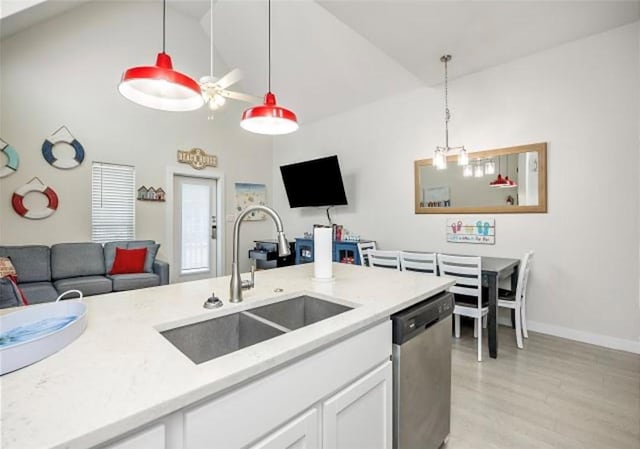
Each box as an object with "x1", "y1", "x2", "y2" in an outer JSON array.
[{"x1": 230, "y1": 205, "x2": 291, "y2": 302}]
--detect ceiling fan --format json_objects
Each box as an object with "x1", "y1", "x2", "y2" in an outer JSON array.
[{"x1": 200, "y1": 1, "x2": 259, "y2": 119}]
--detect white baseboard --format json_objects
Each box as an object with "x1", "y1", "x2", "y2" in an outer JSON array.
[{"x1": 497, "y1": 315, "x2": 640, "y2": 354}]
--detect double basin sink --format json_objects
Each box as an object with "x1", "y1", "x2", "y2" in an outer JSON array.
[{"x1": 160, "y1": 295, "x2": 353, "y2": 364}]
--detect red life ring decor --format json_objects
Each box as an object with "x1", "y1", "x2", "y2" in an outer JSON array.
[{"x1": 11, "y1": 177, "x2": 59, "y2": 220}]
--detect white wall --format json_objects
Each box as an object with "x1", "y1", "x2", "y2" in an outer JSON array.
[
  {"x1": 273, "y1": 23, "x2": 640, "y2": 352},
  {"x1": 0, "y1": 1, "x2": 276, "y2": 276}
]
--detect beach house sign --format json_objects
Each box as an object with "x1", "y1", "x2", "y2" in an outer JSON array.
[{"x1": 177, "y1": 148, "x2": 217, "y2": 170}]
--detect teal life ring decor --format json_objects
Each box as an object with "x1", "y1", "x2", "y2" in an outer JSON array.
[
  {"x1": 0, "y1": 138, "x2": 19, "y2": 178},
  {"x1": 41, "y1": 126, "x2": 85, "y2": 169}
]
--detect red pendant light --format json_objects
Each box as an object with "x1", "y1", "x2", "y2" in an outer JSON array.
[
  {"x1": 118, "y1": 0, "x2": 203, "y2": 112},
  {"x1": 240, "y1": 0, "x2": 298, "y2": 135}
]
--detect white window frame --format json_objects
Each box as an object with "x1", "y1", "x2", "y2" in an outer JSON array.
[{"x1": 91, "y1": 162, "x2": 135, "y2": 243}]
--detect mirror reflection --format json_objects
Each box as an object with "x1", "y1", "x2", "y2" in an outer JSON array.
[{"x1": 414, "y1": 143, "x2": 546, "y2": 214}]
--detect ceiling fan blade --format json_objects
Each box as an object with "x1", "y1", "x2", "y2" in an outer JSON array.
[
  {"x1": 215, "y1": 68, "x2": 243, "y2": 89},
  {"x1": 221, "y1": 90, "x2": 262, "y2": 103}
]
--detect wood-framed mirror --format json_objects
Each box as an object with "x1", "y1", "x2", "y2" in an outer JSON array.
[{"x1": 415, "y1": 142, "x2": 547, "y2": 214}]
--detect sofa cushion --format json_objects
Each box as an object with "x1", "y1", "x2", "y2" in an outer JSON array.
[
  {"x1": 104, "y1": 240, "x2": 160, "y2": 274},
  {"x1": 20, "y1": 282, "x2": 59, "y2": 304},
  {"x1": 108, "y1": 273, "x2": 160, "y2": 292},
  {"x1": 51, "y1": 243, "x2": 105, "y2": 280},
  {"x1": 0, "y1": 278, "x2": 21, "y2": 309},
  {"x1": 53, "y1": 276, "x2": 112, "y2": 297},
  {"x1": 0, "y1": 245, "x2": 51, "y2": 283}
]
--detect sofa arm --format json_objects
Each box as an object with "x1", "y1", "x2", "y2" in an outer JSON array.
[{"x1": 153, "y1": 260, "x2": 170, "y2": 285}]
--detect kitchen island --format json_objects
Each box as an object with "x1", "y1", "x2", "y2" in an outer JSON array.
[{"x1": 1, "y1": 263, "x2": 453, "y2": 449}]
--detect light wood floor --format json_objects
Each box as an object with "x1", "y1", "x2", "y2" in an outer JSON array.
[{"x1": 445, "y1": 325, "x2": 640, "y2": 449}]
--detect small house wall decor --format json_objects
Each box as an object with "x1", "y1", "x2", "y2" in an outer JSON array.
[
  {"x1": 177, "y1": 148, "x2": 217, "y2": 170},
  {"x1": 446, "y1": 217, "x2": 495, "y2": 245},
  {"x1": 137, "y1": 186, "x2": 166, "y2": 202},
  {"x1": 41, "y1": 125, "x2": 85, "y2": 169},
  {"x1": 0, "y1": 138, "x2": 19, "y2": 178},
  {"x1": 12, "y1": 177, "x2": 59, "y2": 219}
]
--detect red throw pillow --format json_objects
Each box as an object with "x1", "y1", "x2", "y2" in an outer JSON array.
[{"x1": 109, "y1": 247, "x2": 147, "y2": 275}]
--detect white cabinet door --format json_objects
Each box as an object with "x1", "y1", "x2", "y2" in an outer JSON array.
[
  {"x1": 248, "y1": 408, "x2": 319, "y2": 449},
  {"x1": 103, "y1": 424, "x2": 165, "y2": 449},
  {"x1": 322, "y1": 362, "x2": 392, "y2": 449}
]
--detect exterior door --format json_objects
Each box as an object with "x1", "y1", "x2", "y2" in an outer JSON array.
[{"x1": 173, "y1": 175, "x2": 217, "y2": 282}]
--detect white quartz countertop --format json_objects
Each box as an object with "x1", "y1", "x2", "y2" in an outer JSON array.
[{"x1": 1, "y1": 263, "x2": 453, "y2": 449}]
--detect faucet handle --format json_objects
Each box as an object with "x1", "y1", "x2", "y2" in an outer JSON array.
[{"x1": 241, "y1": 261, "x2": 256, "y2": 290}]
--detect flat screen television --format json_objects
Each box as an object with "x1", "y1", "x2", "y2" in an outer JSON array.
[{"x1": 280, "y1": 155, "x2": 348, "y2": 208}]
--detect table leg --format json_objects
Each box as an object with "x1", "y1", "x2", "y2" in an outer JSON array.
[{"x1": 487, "y1": 273, "x2": 498, "y2": 359}]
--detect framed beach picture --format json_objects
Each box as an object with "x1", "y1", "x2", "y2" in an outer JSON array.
[{"x1": 235, "y1": 183, "x2": 267, "y2": 221}]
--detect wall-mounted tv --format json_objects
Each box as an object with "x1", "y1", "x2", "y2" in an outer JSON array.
[{"x1": 280, "y1": 155, "x2": 348, "y2": 208}]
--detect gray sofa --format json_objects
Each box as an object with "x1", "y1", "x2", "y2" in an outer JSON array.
[{"x1": 0, "y1": 240, "x2": 169, "y2": 306}]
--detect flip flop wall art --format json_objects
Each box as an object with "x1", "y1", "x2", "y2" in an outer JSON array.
[{"x1": 447, "y1": 218, "x2": 495, "y2": 244}]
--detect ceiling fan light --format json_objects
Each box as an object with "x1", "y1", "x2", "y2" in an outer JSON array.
[
  {"x1": 241, "y1": 92, "x2": 298, "y2": 135},
  {"x1": 463, "y1": 165, "x2": 473, "y2": 177},
  {"x1": 474, "y1": 165, "x2": 484, "y2": 177},
  {"x1": 119, "y1": 53, "x2": 203, "y2": 112},
  {"x1": 485, "y1": 160, "x2": 496, "y2": 175}
]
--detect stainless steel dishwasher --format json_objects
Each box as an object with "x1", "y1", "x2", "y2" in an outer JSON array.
[{"x1": 392, "y1": 291, "x2": 453, "y2": 449}]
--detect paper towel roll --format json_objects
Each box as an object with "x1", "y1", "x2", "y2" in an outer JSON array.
[{"x1": 314, "y1": 227, "x2": 333, "y2": 280}]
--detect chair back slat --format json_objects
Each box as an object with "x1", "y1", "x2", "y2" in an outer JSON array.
[
  {"x1": 437, "y1": 254, "x2": 483, "y2": 308},
  {"x1": 400, "y1": 251, "x2": 437, "y2": 274},
  {"x1": 368, "y1": 250, "x2": 401, "y2": 271},
  {"x1": 357, "y1": 242, "x2": 377, "y2": 267}
]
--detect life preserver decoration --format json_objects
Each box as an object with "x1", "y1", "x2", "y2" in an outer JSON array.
[
  {"x1": 41, "y1": 125, "x2": 85, "y2": 169},
  {"x1": 12, "y1": 178, "x2": 59, "y2": 220},
  {"x1": 0, "y1": 138, "x2": 19, "y2": 178}
]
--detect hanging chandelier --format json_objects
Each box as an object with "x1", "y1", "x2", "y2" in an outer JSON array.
[
  {"x1": 118, "y1": 0, "x2": 203, "y2": 112},
  {"x1": 433, "y1": 54, "x2": 467, "y2": 170},
  {"x1": 240, "y1": 0, "x2": 298, "y2": 135}
]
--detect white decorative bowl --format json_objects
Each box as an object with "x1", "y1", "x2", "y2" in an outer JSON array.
[{"x1": 0, "y1": 293, "x2": 87, "y2": 375}]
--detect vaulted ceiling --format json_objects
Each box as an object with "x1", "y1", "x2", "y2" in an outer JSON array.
[{"x1": 2, "y1": 0, "x2": 638, "y2": 124}]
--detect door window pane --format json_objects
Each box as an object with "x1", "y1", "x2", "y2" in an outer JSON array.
[{"x1": 181, "y1": 183, "x2": 210, "y2": 273}]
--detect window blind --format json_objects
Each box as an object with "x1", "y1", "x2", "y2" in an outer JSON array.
[{"x1": 91, "y1": 162, "x2": 135, "y2": 243}]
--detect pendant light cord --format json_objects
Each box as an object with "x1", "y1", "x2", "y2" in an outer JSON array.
[
  {"x1": 210, "y1": 0, "x2": 214, "y2": 76},
  {"x1": 268, "y1": 0, "x2": 271, "y2": 92},
  {"x1": 442, "y1": 55, "x2": 451, "y2": 150},
  {"x1": 162, "y1": 0, "x2": 166, "y2": 53}
]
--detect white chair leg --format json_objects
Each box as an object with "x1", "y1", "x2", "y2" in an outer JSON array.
[
  {"x1": 473, "y1": 319, "x2": 478, "y2": 338},
  {"x1": 477, "y1": 318, "x2": 483, "y2": 362},
  {"x1": 515, "y1": 306, "x2": 524, "y2": 349},
  {"x1": 482, "y1": 315, "x2": 487, "y2": 329},
  {"x1": 521, "y1": 304, "x2": 528, "y2": 339},
  {"x1": 454, "y1": 314, "x2": 461, "y2": 338}
]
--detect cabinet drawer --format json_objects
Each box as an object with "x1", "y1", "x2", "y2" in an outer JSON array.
[
  {"x1": 102, "y1": 424, "x2": 165, "y2": 449},
  {"x1": 184, "y1": 320, "x2": 391, "y2": 449},
  {"x1": 248, "y1": 408, "x2": 319, "y2": 449}
]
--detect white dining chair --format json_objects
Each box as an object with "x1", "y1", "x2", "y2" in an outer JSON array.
[
  {"x1": 368, "y1": 250, "x2": 401, "y2": 271},
  {"x1": 357, "y1": 241, "x2": 377, "y2": 266},
  {"x1": 400, "y1": 251, "x2": 437, "y2": 275},
  {"x1": 498, "y1": 251, "x2": 534, "y2": 349},
  {"x1": 438, "y1": 254, "x2": 487, "y2": 362}
]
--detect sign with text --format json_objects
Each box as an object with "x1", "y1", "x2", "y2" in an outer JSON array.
[
  {"x1": 447, "y1": 218, "x2": 495, "y2": 245},
  {"x1": 177, "y1": 148, "x2": 217, "y2": 170}
]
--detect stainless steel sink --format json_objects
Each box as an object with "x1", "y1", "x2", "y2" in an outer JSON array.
[
  {"x1": 160, "y1": 312, "x2": 284, "y2": 364},
  {"x1": 249, "y1": 295, "x2": 353, "y2": 331},
  {"x1": 160, "y1": 295, "x2": 353, "y2": 364}
]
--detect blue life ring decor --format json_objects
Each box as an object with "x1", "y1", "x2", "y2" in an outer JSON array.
[
  {"x1": 11, "y1": 177, "x2": 59, "y2": 220},
  {"x1": 0, "y1": 138, "x2": 20, "y2": 178},
  {"x1": 41, "y1": 126, "x2": 85, "y2": 169}
]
